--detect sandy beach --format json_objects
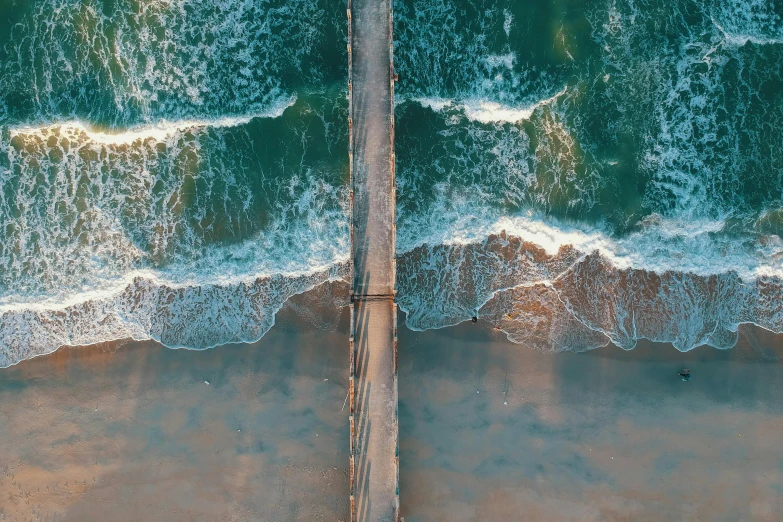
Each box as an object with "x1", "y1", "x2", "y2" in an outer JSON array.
[
  {"x1": 399, "y1": 322, "x2": 783, "y2": 521},
  {"x1": 0, "y1": 289, "x2": 352, "y2": 522},
  {"x1": 1, "y1": 286, "x2": 783, "y2": 521}
]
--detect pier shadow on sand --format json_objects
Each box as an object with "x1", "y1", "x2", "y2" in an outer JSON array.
[
  {"x1": 2, "y1": 288, "x2": 783, "y2": 521},
  {"x1": 397, "y1": 318, "x2": 783, "y2": 522}
]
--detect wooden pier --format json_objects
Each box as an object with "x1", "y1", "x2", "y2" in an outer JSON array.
[{"x1": 347, "y1": 0, "x2": 399, "y2": 519}]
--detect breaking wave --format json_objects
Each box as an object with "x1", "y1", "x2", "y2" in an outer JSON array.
[
  {"x1": 393, "y1": 0, "x2": 783, "y2": 353},
  {"x1": 7, "y1": 97, "x2": 295, "y2": 146},
  {"x1": 4, "y1": 0, "x2": 783, "y2": 364},
  {"x1": 0, "y1": 264, "x2": 349, "y2": 367},
  {"x1": 0, "y1": 89, "x2": 348, "y2": 367},
  {"x1": 0, "y1": 0, "x2": 344, "y2": 126},
  {"x1": 710, "y1": 0, "x2": 783, "y2": 46},
  {"x1": 0, "y1": 0, "x2": 349, "y2": 366},
  {"x1": 410, "y1": 87, "x2": 567, "y2": 124}
]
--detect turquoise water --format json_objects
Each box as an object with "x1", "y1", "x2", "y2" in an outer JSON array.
[
  {"x1": 0, "y1": 0, "x2": 349, "y2": 364},
  {"x1": 1, "y1": 0, "x2": 783, "y2": 365},
  {"x1": 394, "y1": 0, "x2": 783, "y2": 352}
]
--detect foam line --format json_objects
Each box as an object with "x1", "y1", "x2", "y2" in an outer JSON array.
[
  {"x1": 7, "y1": 97, "x2": 296, "y2": 145},
  {"x1": 711, "y1": 18, "x2": 783, "y2": 46},
  {"x1": 411, "y1": 87, "x2": 568, "y2": 123},
  {"x1": 399, "y1": 207, "x2": 783, "y2": 281},
  {"x1": 0, "y1": 264, "x2": 350, "y2": 368}
]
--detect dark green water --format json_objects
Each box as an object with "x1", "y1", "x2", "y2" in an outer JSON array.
[
  {"x1": 395, "y1": 0, "x2": 783, "y2": 236},
  {"x1": 1, "y1": 0, "x2": 783, "y2": 365}
]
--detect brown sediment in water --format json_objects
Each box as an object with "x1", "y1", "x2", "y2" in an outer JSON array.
[{"x1": 2, "y1": 284, "x2": 783, "y2": 521}]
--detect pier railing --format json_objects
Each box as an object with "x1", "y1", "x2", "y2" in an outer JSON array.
[
  {"x1": 389, "y1": 0, "x2": 397, "y2": 301},
  {"x1": 347, "y1": 5, "x2": 356, "y2": 519},
  {"x1": 348, "y1": 301, "x2": 356, "y2": 518},
  {"x1": 389, "y1": 4, "x2": 400, "y2": 518},
  {"x1": 347, "y1": 0, "x2": 355, "y2": 293}
]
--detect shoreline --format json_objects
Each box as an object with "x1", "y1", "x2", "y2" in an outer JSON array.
[
  {"x1": 398, "y1": 320, "x2": 783, "y2": 521},
  {"x1": 1, "y1": 285, "x2": 782, "y2": 520},
  {"x1": 0, "y1": 291, "x2": 352, "y2": 522},
  {"x1": 8, "y1": 288, "x2": 783, "y2": 372}
]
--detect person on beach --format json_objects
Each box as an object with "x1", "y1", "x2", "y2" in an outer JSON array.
[{"x1": 678, "y1": 369, "x2": 691, "y2": 382}]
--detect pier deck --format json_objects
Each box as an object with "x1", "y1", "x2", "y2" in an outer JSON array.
[{"x1": 348, "y1": 0, "x2": 398, "y2": 519}]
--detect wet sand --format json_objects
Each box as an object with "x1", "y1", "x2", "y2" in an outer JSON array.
[
  {"x1": 399, "y1": 322, "x2": 783, "y2": 521},
  {"x1": 2, "y1": 290, "x2": 783, "y2": 521},
  {"x1": 0, "y1": 293, "x2": 352, "y2": 522}
]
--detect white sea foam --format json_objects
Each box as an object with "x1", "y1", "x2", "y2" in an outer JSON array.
[
  {"x1": 503, "y1": 9, "x2": 513, "y2": 38},
  {"x1": 0, "y1": 165, "x2": 349, "y2": 311},
  {"x1": 398, "y1": 192, "x2": 783, "y2": 282},
  {"x1": 0, "y1": 263, "x2": 349, "y2": 368},
  {"x1": 0, "y1": 229, "x2": 349, "y2": 313},
  {"x1": 393, "y1": 0, "x2": 783, "y2": 352},
  {"x1": 5, "y1": 0, "x2": 783, "y2": 363},
  {"x1": 412, "y1": 87, "x2": 568, "y2": 124},
  {"x1": 396, "y1": 206, "x2": 783, "y2": 352},
  {"x1": 394, "y1": 0, "x2": 560, "y2": 107},
  {"x1": 0, "y1": 128, "x2": 349, "y2": 365},
  {"x1": 0, "y1": 0, "x2": 348, "y2": 366},
  {"x1": 711, "y1": 18, "x2": 783, "y2": 46},
  {"x1": 0, "y1": 163, "x2": 349, "y2": 365},
  {"x1": 0, "y1": 0, "x2": 329, "y2": 125},
  {"x1": 390, "y1": 0, "x2": 783, "y2": 353},
  {"x1": 709, "y1": 0, "x2": 783, "y2": 47},
  {"x1": 0, "y1": 91, "x2": 348, "y2": 311},
  {"x1": 7, "y1": 97, "x2": 295, "y2": 145}
]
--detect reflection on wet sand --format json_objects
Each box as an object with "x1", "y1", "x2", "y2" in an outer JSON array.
[
  {"x1": 399, "y1": 320, "x2": 783, "y2": 521},
  {"x1": 2, "y1": 290, "x2": 783, "y2": 521},
  {"x1": 0, "y1": 296, "x2": 350, "y2": 522}
]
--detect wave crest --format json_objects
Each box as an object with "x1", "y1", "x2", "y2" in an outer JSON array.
[
  {"x1": 7, "y1": 97, "x2": 296, "y2": 146},
  {"x1": 410, "y1": 87, "x2": 567, "y2": 124}
]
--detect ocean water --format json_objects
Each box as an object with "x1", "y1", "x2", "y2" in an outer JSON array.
[
  {"x1": 0, "y1": 0, "x2": 349, "y2": 365},
  {"x1": 1, "y1": 0, "x2": 782, "y2": 365},
  {"x1": 394, "y1": 0, "x2": 783, "y2": 352}
]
